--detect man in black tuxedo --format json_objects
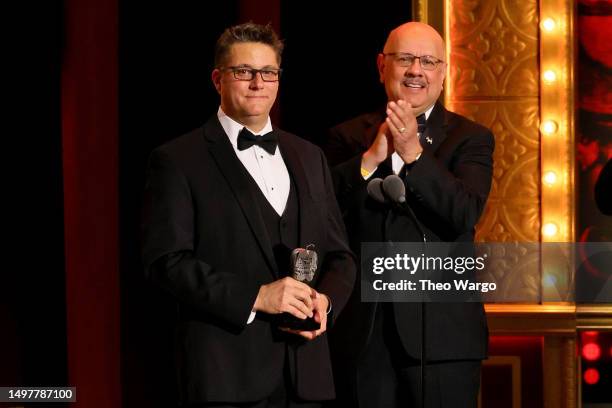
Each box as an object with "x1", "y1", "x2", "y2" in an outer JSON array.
[
  {"x1": 324, "y1": 22, "x2": 494, "y2": 407},
  {"x1": 142, "y1": 23, "x2": 355, "y2": 408}
]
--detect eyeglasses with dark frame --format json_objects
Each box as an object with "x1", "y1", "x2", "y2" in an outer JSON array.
[
  {"x1": 382, "y1": 53, "x2": 445, "y2": 71},
  {"x1": 221, "y1": 66, "x2": 283, "y2": 82}
]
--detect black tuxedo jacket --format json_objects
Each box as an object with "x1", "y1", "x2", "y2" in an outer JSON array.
[
  {"x1": 325, "y1": 102, "x2": 494, "y2": 365},
  {"x1": 141, "y1": 115, "x2": 355, "y2": 404}
]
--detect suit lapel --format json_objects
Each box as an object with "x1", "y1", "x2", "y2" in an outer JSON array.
[
  {"x1": 276, "y1": 131, "x2": 319, "y2": 249},
  {"x1": 421, "y1": 101, "x2": 449, "y2": 153},
  {"x1": 204, "y1": 117, "x2": 279, "y2": 276}
]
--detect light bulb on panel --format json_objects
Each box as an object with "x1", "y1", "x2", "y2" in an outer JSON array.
[
  {"x1": 543, "y1": 222, "x2": 559, "y2": 237},
  {"x1": 543, "y1": 171, "x2": 558, "y2": 185},
  {"x1": 543, "y1": 70, "x2": 557, "y2": 83},
  {"x1": 541, "y1": 18, "x2": 556, "y2": 32},
  {"x1": 541, "y1": 120, "x2": 558, "y2": 135}
]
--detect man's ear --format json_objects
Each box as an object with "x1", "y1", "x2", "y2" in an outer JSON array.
[
  {"x1": 211, "y1": 69, "x2": 222, "y2": 94},
  {"x1": 376, "y1": 53, "x2": 386, "y2": 84}
]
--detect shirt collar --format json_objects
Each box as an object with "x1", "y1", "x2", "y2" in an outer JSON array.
[
  {"x1": 217, "y1": 107, "x2": 273, "y2": 149},
  {"x1": 423, "y1": 104, "x2": 434, "y2": 121}
]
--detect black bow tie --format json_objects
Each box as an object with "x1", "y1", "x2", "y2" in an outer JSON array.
[{"x1": 237, "y1": 127, "x2": 278, "y2": 155}]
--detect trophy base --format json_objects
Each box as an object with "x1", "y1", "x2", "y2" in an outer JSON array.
[{"x1": 276, "y1": 313, "x2": 321, "y2": 331}]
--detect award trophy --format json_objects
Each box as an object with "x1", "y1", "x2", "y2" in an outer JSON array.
[{"x1": 278, "y1": 244, "x2": 320, "y2": 331}]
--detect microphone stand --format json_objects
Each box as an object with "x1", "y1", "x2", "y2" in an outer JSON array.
[
  {"x1": 378, "y1": 174, "x2": 427, "y2": 408},
  {"x1": 397, "y1": 199, "x2": 427, "y2": 408},
  {"x1": 386, "y1": 175, "x2": 427, "y2": 408}
]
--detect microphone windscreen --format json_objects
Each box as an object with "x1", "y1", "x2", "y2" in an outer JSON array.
[
  {"x1": 366, "y1": 178, "x2": 387, "y2": 203},
  {"x1": 382, "y1": 175, "x2": 406, "y2": 203}
]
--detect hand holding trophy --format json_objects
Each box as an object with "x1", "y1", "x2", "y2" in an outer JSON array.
[{"x1": 278, "y1": 244, "x2": 321, "y2": 331}]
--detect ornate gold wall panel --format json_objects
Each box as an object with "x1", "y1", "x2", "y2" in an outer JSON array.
[
  {"x1": 418, "y1": 0, "x2": 585, "y2": 405},
  {"x1": 445, "y1": 0, "x2": 540, "y2": 243},
  {"x1": 453, "y1": 100, "x2": 541, "y2": 243}
]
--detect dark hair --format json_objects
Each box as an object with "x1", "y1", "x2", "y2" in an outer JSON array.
[{"x1": 214, "y1": 22, "x2": 284, "y2": 68}]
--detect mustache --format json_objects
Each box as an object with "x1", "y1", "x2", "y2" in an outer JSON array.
[
  {"x1": 402, "y1": 79, "x2": 427, "y2": 87},
  {"x1": 402, "y1": 75, "x2": 426, "y2": 87}
]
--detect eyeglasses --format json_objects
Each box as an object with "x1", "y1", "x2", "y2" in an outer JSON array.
[
  {"x1": 382, "y1": 53, "x2": 445, "y2": 71},
  {"x1": 221, "y1": 66, "x2": 282, "y2": 82}
]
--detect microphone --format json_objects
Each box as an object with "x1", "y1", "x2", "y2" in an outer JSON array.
[
  {"x1": 382, "y1": 174, "x2": 406, "y2": 204},
  {"x1": 382, "y1": 174, "x2": 426, "y2": 243},
  {"x1": 367, "y1": 178, "x2": 387, "y2": 203}
]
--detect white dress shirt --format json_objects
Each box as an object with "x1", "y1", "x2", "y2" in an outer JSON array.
[
  {"x1": 217, "y1": 107, "x2": 291, "y2": 324},
  {"x1": 217, "y1": 107, "x2": 290, "y2": 216}
]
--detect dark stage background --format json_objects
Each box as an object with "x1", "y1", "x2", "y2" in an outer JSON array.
[
  {"x1": 1, "y1": 0, "x2": 67, "y2": 402},
  {"x1": 2, "y1": 1, "x2": 409, "y2": 407}
]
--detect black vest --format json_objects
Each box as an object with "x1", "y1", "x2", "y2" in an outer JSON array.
[{"x1": 250, "y1": 174, "x2": 299, "y2": 276}]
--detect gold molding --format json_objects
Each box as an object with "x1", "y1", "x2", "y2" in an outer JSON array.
[
  {"x1": 485, "y1": 304, "x2": 612, "y2": 332},
  {"x1": 486, "y1": 304, "x2": 576, "y2": 314},
  {"x1": 539, "y1": 0, "x2": 576, "y2": 306},
  {"x1": 539, "y1": 0, "x2": 576, "y2": 245},
  {"x1": 577, "y1": 305, "x2": 612, "y2": 330},
  {"x1": 413, "y1": 0, "x2": 427, "y2": 23},
  {"x1": 543, "y1": 336, "x2": 578, "y2": 408},
  {"x1": 414, "y1": 0, "x2": 445, "y2": 38},
  {"x1": 486, "y1": 304, "x2": 577, "y2": 335}
]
